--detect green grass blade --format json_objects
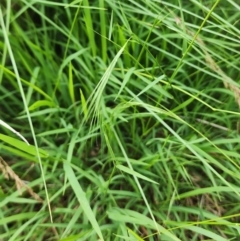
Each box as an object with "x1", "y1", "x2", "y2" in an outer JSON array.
[{"x1": 64, "y1": 162, "x2": 104, "y2": 241}]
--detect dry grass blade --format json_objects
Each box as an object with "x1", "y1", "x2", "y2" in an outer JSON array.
[
  {"x1": 175, "y1": 16, "x2": 240, "y2": 108},
  {"x1": 0, "y1": 156, "x2": 43, "y2": 203}
]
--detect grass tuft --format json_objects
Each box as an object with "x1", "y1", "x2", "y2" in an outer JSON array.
[{"x1": 0, "y1": 0, "x2": 240, "y2": 240}]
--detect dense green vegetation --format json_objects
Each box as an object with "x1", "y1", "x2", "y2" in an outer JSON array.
[{"x1": 0, "y1": 0, "x2": 240, "y2": 240}]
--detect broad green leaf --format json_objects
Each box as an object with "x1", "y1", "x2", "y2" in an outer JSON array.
[
  {"x1": 0, "y1": 212, "x2": 36, "y2": 225},
  {"x1": 0, "y1": 134, "x2": 49, "y2": 158},
  {"x1": 184, "y1": 226, "x2": 228, "y2": 241},
  {"x1": 116, "y1": 164, "x2": 158, "y2": 184},
  {"x1": 108, "y1": 208, "x2": 182, "y2": 241},
  {"x1": 28, "y1": 100, "x2": 56, "y2": 111},
  {"x1": 64, "y1": 162, "x2": 103, "y2": 240},
  {"x1": 1, "y1": 145, "x2": 39, "y2": 162}
]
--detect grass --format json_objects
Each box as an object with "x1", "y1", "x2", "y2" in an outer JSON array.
[{"x1": 0, "y1": 0, "x2": 240, "y2": 240}]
